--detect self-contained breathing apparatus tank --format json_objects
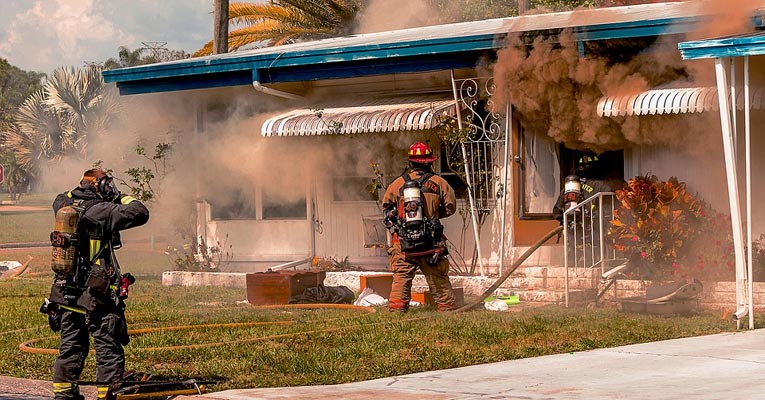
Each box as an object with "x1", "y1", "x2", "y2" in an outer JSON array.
[
  {"x1": 402, "y1": 179, "x2": 425, "y2": 242},
  {"x1": 562, "y1": 175, "x2": 582, "y2": 211},
  {"x1": 395, "y1": 178, "x2": 445, "y2": 258},
  {"x1": 51, "y1": 206, "x2": 80, "y2": 275}
]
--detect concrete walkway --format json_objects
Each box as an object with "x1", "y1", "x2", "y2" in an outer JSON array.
[
  {"x1": 3, "y1": 330, "x2": 763, "y2": 399},
  {"x1": 176, "y1": 329, "x2": 765, "y2": 400}
]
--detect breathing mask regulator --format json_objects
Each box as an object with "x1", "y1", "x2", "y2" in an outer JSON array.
[
  {"x1": 96, "y1": 175, "x2": 120, "y2": 203},
  {"x1": 563, "y1": 175, "x2": 582, "y2": 211}
]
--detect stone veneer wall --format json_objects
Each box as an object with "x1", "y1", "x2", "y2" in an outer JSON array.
[{"x1": 161, "y1": 270, "x2": 765, "y2": 312}]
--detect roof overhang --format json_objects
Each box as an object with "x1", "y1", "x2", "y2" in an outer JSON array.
[
  {"x1": 103, "y1": 2, "x2": 715, "y2": 96},
  {"x1": 679, "y1": 30, "x2": 765, "y2": 60},
  {"x1": 261, "y1": 95, "x2": 458, "y2": 137}
]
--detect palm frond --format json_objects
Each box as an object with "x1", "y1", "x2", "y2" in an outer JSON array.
[
  {"x1": 3, "y1": 124, "x2": 43, "y2": 171},
  {"x1": 194, "y1": 0, "x2": 361, "y2": 56},
  {"x1": 229, "y1": 3, "x2": 292, "y2": 24}
]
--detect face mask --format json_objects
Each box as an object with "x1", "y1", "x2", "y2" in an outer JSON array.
[{"x1": 98, "y1": 176, "x2": 120, "y2": 202}]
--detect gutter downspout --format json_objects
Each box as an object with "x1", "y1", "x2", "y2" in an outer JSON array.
[
  {"x1": 269, "y1": 183, "x2": 317, "y2": 272},
  {"x1": 252, "y1": 70, "x2": 304, "y2": 100}
]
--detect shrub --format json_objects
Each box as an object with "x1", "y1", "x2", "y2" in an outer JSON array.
[
  {"x1": 311, "y1": 255, "x2": 353, "y2": 271},
  {"x1": 167, "y1": 235, "x2": 233, "y2": 272},
  {"x1": 609, "y1": 175, "x2": 734, "y2": 281}
]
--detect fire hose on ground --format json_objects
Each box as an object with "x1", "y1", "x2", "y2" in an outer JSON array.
[
  {"x1": 18, "y1": 226, "x2": 564, "y2": 354},
  {"x1": 12, "y1": 227, "x2": 562, "y2": 397},
  {"x1": 454, "y1": 225, "x2": 564, "y2": 313}
]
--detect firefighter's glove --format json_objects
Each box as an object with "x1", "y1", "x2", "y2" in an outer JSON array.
[
  {"x1": 40, "y1": 298, "x2": 61, "y2": 332},
  {"x1": 427, "y1": 252, "x2": 441, "y2": 265}
]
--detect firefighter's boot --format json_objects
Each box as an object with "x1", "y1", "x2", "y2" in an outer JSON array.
[{"x1": 53, "y1": 382, "x2": 85, "y2": 400}]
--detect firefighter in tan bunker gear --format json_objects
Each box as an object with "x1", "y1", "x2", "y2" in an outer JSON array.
[{"x1": 382, "y1": 142, "x2": 457, "y2": 312}]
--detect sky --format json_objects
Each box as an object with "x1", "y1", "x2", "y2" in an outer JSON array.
[{"x1": 0, "y1": 0, "x2": 221, "y2": 74}]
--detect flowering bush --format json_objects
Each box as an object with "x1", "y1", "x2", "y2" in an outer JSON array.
[
  {"x1": 609, "y1": 175, "x2": 734, "y2": 281},
  {"x1": 311, "y1": 255, "x2": 353, "y2": 271}
]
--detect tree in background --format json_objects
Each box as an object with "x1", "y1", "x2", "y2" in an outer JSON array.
[
  {"x1": 0, "y1": 59, "x2": 45, "y2": 131},
  {"x1": 3, "y1": 66, "x2": 119, "y2": 187},
  {"x1": 0, "y1": 59, "x2": 45, "y2": 196},
  {"x1": 428, "y1": 0, "x2": 601, "y2": 22},
  {"x1": 103, "y1": 45, "x2": 190, "y2": 70},
  {"x1": 194, "y1": 0, "x2": 361, "y2": 56},
  {"x1": 194, "y1": 0, "x2": 632, "y2": 56}
]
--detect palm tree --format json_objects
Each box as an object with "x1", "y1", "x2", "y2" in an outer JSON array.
[
  {"x1": 194, "y1": 0, "x2": 361, "y2": 56},
  {"x1": 103, "y1": 46, "x2": 158, "y2": 69},
  {"x1": 3, "y1": 66, "x2": 119, "y2": 177}
]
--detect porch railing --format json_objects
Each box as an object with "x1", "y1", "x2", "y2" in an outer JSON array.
[{"x1": 562, "y1": 192, "x2": 621, "y2": 307}]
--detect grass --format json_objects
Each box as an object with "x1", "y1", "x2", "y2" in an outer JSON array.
[
  {"x1": 1, "y1": 192, "x2": 54, "y2": 208},
  {"x1": 0, "y1": 212, "x2": 51, "y2": 244},
  {"x1": 0, "y1": 273, "x2": 747, "y2": 391},
  {"x1": 0, "y1": 193, "x2": 752, "y2": 392}
]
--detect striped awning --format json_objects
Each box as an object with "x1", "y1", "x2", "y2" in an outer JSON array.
[
  {"x1": 261, "y1": 95, "x2": 459, "y2": 137},
  {"x1": 597, "y1": 86, "x2": 765, "y2": 117}
]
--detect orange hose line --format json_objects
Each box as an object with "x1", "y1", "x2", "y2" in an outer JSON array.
[
  {"x1": 0, "y1": 255, "x2": 33, "y2": 281},
  {"x1": 19, "y1": 303, "x2": 404, "y2": 356},
  {"x1": 0, "y1": 325, "x2": 47, "y2": 337}
]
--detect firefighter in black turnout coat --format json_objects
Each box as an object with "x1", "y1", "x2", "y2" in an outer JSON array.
[{"x1": 46, "y1": 168, "x2": 149, "y2": 400}]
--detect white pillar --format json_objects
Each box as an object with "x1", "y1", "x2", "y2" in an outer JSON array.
[{"x1": 714, "y1": 57, "x2": 749, "y2": 328}]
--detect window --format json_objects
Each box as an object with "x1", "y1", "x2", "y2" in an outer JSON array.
[
  {"x1": 332, "y1": 176, "x2": 379, "y2": 202},
  {"x1": 262, "y1": 191, "x2": 307, "y2": 220},
  {"x1": 210, "y1": 187, "x2": 307, "y2": 221},
  {"x1": 518, "y1": 128, "x2": 560, "y2": 219},
  {"x1": 209, "y1": 189, "x2": 258, "y2": 220}
]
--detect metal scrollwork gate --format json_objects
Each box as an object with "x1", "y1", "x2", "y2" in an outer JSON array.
[{"x1": 449, "y1": 72, "x2": 511, "y2": 275}]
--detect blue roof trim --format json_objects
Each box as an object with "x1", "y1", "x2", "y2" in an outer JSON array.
[
  {"x1": 258, "y1": 51, "x2": 487, "y2": 83},
  {"x1": 679, "y1": 30, "x2": 765, "y2": 60},
  {"x1": 575, "y1": 16, "x2": 698, "y2": 41},
  {"x1": 103, "y1": 34, "x2": 498, "y2": 82},
  {"x1": 101, "y1": 6, "x2": 719, "y2": 95},
  {"x1": 116, "y1": 70, "x2": 253, "y2": 95}
]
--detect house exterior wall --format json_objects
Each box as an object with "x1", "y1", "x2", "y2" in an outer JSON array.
[
  {"x1": 197, "y1": 201, "x2": 311, "y2": 263},
  {"x1": 626, "y1": 111, "x2": 765, "y2": 238}
]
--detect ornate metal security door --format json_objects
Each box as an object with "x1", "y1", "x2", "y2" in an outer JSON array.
[{"x1": 449, "y1": 72, "x2": 511, "y2": 275}]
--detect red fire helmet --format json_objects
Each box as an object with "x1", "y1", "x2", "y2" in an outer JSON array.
[{"x1": 408, "y1": 141, "x2": 437, "y2": 163}]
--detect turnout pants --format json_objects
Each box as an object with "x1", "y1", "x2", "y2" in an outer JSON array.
[
  {"x1": 388, "y1": 243, "x2": 454, "y2": 312},
  {"x1": 53, "y1": 308, "x2": 128, "y2": 400}
]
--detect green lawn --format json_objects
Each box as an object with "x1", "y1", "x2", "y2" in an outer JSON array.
[
  {"x1": 0, "y1": 212, "x2": 52, "y2": 244},
  {"x1": 0, "y1": 275, "x2": 743, "y2": 391},
  {"x1": 1, "y1": 192, "x2": 172, "y2": 273},
  {"x1": 1, "y1": 192, "x2": 55, "y2": 208}
]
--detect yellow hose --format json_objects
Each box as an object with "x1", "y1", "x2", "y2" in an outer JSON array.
[
  {"x1": 19, "y1": 227, "x2": 562, "y2": 354},
  {"x1": 19, "y1": 303, "x2": 389, "y2": 355},
  {"x1": 455, "y1": 225, "x2": 563, "y2": 312}
]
